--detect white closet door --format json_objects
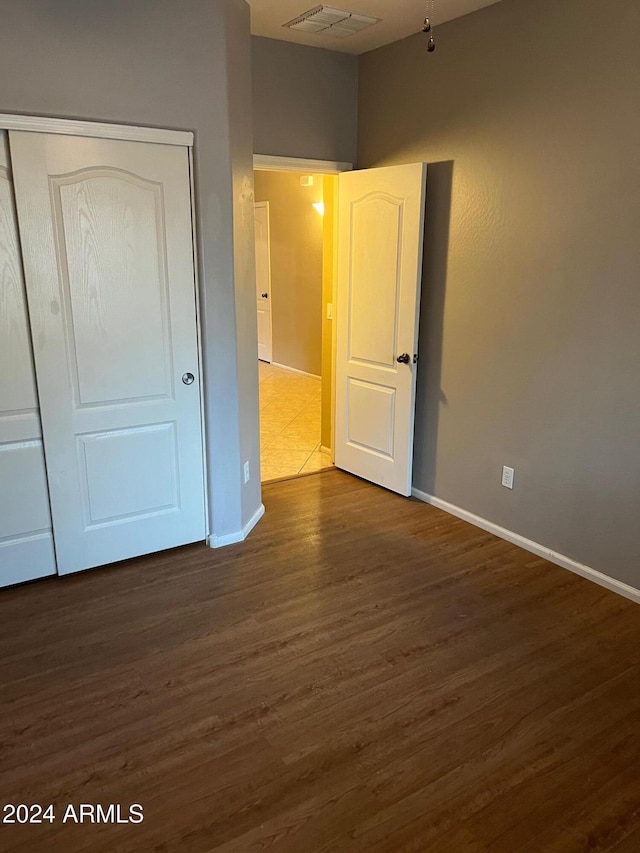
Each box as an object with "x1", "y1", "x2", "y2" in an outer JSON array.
[
  {"x1": 0, "y1": 131, "x2": 57, "y2": 587},
  {"x1": 10, "y1": 131, "x2": 206, "y2": 575}
]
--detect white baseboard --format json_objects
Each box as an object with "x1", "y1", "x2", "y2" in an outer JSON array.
[
  {"x1": 208, "y1": 503, "x2": 265, "y2": 549},
  {"x1": 411, "y1": 488, "x2": 640, "y2": 606},
  {"x1": 271, "y1": 361, "x2": 321, "y2": 380}
]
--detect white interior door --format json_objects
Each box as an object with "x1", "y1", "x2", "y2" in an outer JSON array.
[
  {"x1": 10, "y1": 131, "x2": 206, "y2": 575},
  {"x1": 254, "y1": 201, "x2": 273, "y2": 363},
  {"x1": 335, "y1": 163, "x2": 427, "y2": 496},
  {"x1": 0, "y1": 131, "x2": 57, "y2": 587}
]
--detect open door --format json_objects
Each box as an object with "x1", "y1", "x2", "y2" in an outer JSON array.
[
  {"x1": 334, "y1": 163, "x2": 426, "y2": 496},
  {"x1": 254, "y1": 201, "x2": 273, "y2": 363}
]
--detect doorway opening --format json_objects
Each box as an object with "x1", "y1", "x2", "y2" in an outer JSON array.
[
  {"x1": 252, "y1": 155, "x2": 426, "y2": 497},
  {"x1": 254, "y1": 164, "x2": 338, "y2": 482}
]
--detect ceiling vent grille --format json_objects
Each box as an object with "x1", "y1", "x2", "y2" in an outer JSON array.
[{"x1": 284, "y1": 5, "x2": 379, "y2": 38}]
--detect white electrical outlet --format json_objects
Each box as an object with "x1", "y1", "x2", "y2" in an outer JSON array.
[
  {"x1": 243, "y1": 461, "x2": 250, "y2": 483},
  {"x1": 501, "y1": 466, "x2": 515, "y2": 489}
]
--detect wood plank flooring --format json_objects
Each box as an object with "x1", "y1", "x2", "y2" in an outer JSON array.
[{"x1": 1, "y1": 469, "x2": 639, "y2": 852}]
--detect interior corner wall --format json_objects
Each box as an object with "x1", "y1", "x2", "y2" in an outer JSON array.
[
  {"x1": 358, "y1": 0, "x2": 640, "y2": 589},
  {"x1": 253, "y1": 170, "x2": 324, "y2": 377},
  {"x1": 0, "y1": 0, "x2": 259, "y2": 543},
  {"x1": 251, "y1": 36, "x2": 358, "y2": 163},
  {"x1": 226, "y1": 2, "x2": 262, "y2": 530}
]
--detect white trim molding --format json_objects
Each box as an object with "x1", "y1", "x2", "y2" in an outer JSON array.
[
  {"x1": 271, "y1": 361, "x2": 321, "y2": 380},
  {"x1": 0, "y1": 113, "x2": 193, "y2": 147},
  {"x1": 208, "y1": 503, "x2": 265, "y2": 549},
  {"x1": 253, "y1": 154, "x2": 352, "y2": 174},
  {"x1": 411, "y1": 488, "x2": 640, "y2": 606}
]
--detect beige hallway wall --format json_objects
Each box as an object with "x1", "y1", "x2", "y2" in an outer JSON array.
[{"x1": 254, "y1": 170, "x2": 324, "y2": 376}]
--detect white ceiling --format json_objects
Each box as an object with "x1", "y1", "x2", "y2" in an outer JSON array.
[{"x1": 248, "y1": 0, "x2": 504, "y2": 55}]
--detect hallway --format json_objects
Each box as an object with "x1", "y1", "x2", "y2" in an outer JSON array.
[{"x1": 258, "y1": 362, "x2": 332, "y2": 481}]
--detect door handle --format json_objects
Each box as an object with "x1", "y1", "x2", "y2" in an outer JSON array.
[
  {"x1": 261, "y1": 292, "x2": 268, "y2": 299},
  {"x1": 182, "y1": 372, "x2": 195, "y2": 385},
  {"x1": 396, "y1": 353, "x2": 411, "y2": 364}
]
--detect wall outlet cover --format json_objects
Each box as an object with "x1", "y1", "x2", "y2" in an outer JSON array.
[{"x1": 502, "y1": 465, "x2": 515, "y2": 489}]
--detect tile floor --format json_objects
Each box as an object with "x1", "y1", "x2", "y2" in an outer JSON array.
[{"x1": 259, "y1": 362, "x2": 333, "y2": 482}]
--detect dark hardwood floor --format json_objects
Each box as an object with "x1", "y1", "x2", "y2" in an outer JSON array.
[{"x1": 1, "y1": 469, "x2": 639, "y2": 852}]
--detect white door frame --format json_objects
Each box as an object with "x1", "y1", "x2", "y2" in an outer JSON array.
[
  {"x1": 253, "y1": 154, "x2": 353, "y2": 462},
  {"x1": 0, "y1": 113, "x2": 193, "y2": 146},
  {"x1": 253, "y1": 154, "x2": 352, "y2": 175},
  {"x1": 0, "y1": 113, "x2": 209, "y2": 544}
]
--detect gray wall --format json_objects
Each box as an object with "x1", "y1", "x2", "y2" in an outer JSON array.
[
  {"x1": 358, "y1": 0, "x2": 640, "y2": 588},
  {"x1": 226, "y1": 3, "x2": 263, "y2": 532},
  {"x1": 0, "y1": 0, "x2": 261, "y2": 540},
  {"x1": 254, "y1": 170, "x2": 324, "y2": 376},
  {"x1": 252, "y1": 36, "x2": 358, "y2": 163}
]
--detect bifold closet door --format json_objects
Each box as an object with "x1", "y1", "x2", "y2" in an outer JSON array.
[
  {"x1": 0, "y1": 131, "x2": 57, "y2": 587},
  {"x1": 10, "y1": 131, "x2": 206, "y2": 576}
]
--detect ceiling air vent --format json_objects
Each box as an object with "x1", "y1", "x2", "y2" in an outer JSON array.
[{"x1": 284, "y1": 5, "x2": 379, "y2": 38}]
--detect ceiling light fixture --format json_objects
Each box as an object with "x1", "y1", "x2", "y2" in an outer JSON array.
[
  {"x1": 284, "y1": 5, "x2": 380, "y2": 39},
  {"x1": 423, "y1": 0, "x2": 436, "y2": 52}
]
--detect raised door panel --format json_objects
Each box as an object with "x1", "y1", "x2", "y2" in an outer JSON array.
[
  {"x1": 53, "y1": 170, "x2": 172, "y2": 405},
  {"x1": 10, "y1": 131, "x2": 206, "y2": 575},
  {"x1": 348, "y1": 194, "x2": 402, "y2": 368},
  {"x1": 0, "y1": 131, "x2": 56, "y2": 587},
  {"x1": 346, "y1": 378, "x2": 396, "y2": 459}
]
